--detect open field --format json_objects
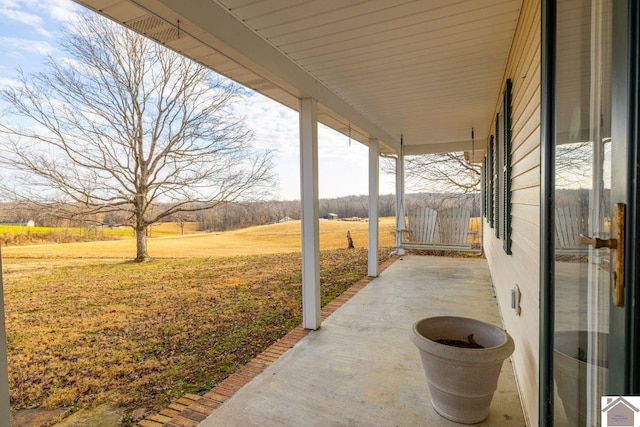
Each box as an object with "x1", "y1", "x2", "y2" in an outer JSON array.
[
  {"x1": 4, "y1": 249, "x2": 385, "y2": 424},
  {"x1": 0, "y1": 222, "x2": 203, "y2": 247},
  {"x1": 147, "y1": 221, "x2": 202, "y2": 235},
  {"x1": 1, "y1": 218, "x2": 397, "y2": 260},
  {"x1": 1, "y1": 216, "x2": 481, "y2": 258},
  {"x1": 1, "y1": 217, "x2": 481, "y2": 425},
  {"x1": 469, "y1": 217, "x2": 482, "y2": 245},
  {"x1": 1, "y1": 219, "x2": 398, "y2": 425}
]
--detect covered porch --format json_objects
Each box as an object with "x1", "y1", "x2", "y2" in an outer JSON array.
[
  {"x1": 151, "y1": 255, "x2": 524, "y2": 427},
  {"x1": 0, "y1": 1, "x2": 533, "y2": 425},
  {"x1": 69, "y1": 0, "x2": 523, "y2": 331}
]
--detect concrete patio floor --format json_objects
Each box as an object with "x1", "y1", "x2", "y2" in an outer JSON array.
[{"x1": 199, "y1": 255, "x2": 525, "y2": 427}]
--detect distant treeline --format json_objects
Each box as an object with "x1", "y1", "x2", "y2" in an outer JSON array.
[{"x1": 0, "y1": 192, "x2": 485, "y2": 233}]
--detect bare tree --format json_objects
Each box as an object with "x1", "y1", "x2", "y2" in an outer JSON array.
[
  {"x1": 381, "y1": 152, "x2": 481, "y2": 195},
  {"x1": 555, "y1": 142, "x2": 594, "y2": 188},
  {"x1": 0, "y1": 12, "x2": 274, "y2": 261},
  {"x1": 171, "y1": 212, "x2": 194, "y2": 236},
  {"x1": 398, "y1": 144, "x2": 593, "y2": 194},
  {"x1": 404, "y1": 152, "x2": 481, "y2": 194}
]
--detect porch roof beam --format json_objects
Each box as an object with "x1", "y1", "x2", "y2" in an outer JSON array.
[
  {"x1": 118, "y1": 0, "x2": 400, "y2": 154},
  {"x1": 402, "y1": 139, "x2": 488, "y2": 156}
]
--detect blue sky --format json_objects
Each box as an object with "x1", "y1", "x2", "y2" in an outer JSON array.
[{"x1": 0, "y1": 0, "x2": 396, "y2": 201}]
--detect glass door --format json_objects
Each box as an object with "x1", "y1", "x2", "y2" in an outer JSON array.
[
  {"x1": 553, "y1": 0, "x2": 612, "y2": 426},
  {"x1": 548, "y1": 0, "x2": 638, "y2": 425}
]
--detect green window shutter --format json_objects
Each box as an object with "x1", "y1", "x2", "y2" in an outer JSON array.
[
  {"x1": 482, "y1": 157, "x2": 487, "y2": 218},
  {"x1": 494, "y1": 113, "x2": 500, "y2": 238},
  {"x1": 487, "y1": 137, "x2": 494, "y2": 228},
  {"x1": 503, "y1": 79, "x2": 513, "y2": 254}
]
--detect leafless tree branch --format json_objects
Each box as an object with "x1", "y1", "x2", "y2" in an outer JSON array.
[
  {"x1": 382, "y1": 152, "x2": 481, "y2": 194},
  {"x1": 0, "y1": 11, "x2": 275, "y2": 261}
]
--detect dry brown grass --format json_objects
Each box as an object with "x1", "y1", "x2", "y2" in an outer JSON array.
[
  {"x1": 1, "y1": 217, "x2": 397, "y2": 260},
  {"x1": 468, "y1": 217, "x2": 482, "y2": 245},
  {"x1": 1, "y1": 216, "x2": 480, "y2": 424},
  {"x1": 148, "y1": 222, "x2": 202, "y2": 235},
  {"x1": 1, "y1": 219, "x2": 396, "y2": 424}
]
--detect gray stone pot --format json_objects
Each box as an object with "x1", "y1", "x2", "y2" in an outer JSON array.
[
  {"x1": 554, "y1": 331, "x2": 608, "y2": 427},
  {"x1": 411, "y1": 316, "x2": 515, "y2": 424}
]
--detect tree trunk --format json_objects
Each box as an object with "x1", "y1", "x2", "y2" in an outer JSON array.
[
  {"x1": 134, "y1": 226, "x2": 150, "y2": 262},
  {"x1": 347, "y1": 231, "x2": 355, "y2": 249}
]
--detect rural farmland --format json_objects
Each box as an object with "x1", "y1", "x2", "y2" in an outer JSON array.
[
  {"x1": 1, "y1": 218, "x2": 397, "y2": 260},
  {"x1": 1, "y1": 218, "x2": 397, "y2": 425}
]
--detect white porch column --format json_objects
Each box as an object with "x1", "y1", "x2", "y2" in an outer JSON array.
[
  {"x1": 0, "y1": 250, "x2": 10, "y2": 426},
  {"x1": 368, "y1": 138, "x2": 380, "y2": 276},
  {"x1": 395, "y1": 151, "x2": 406, "y2": 256},
  {"x1": 299, "y1": 98, "x2": 321, "y2": 330}
]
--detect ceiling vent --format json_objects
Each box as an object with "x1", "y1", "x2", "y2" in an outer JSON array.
[{"x1": 126, "y1": 14, "x2": 180, "y2": 44}]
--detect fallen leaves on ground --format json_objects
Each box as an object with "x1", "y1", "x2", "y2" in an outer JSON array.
[{"x1": 3, "y1": 247, "x2": 390, "y2": 423}]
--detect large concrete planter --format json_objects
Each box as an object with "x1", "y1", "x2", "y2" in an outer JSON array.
[
  {"x1": 554, "y1": 331, "x2": 608, "y2": 427},
  {"x1": 411, "y1": 316, "x2": 515, "y2": 424}
]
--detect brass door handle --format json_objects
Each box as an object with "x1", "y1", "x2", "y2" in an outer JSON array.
[
  {"x1": 578, "y1": 234, "x2": 617, "y2": 249},
  {"x1": 578, "y1": 203, "x2": 626, "y2": 307}
]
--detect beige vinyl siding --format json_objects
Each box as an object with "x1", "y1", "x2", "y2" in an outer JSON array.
[{"x1": 483, "y1": 0, "x2": 540, "y2": 425}]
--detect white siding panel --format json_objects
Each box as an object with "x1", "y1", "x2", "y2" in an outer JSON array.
[
  {"x1": 512, "y1": 155, "x2": 539, "y2": 182},
  {"x1": 314, "y1": 31, "x2": 512, "y2": 78},
  {"x1": 263, "y1": 0, "x2": 511, "y2": 42},
  {"x1": 483, "y1": 0, "x2": 540, "y2": 425},
  {"x1": 512, "y1": 165, "x2": 540, "y2": 191},
  {"x1": 280, "y1": 5, "x2": 517, "y2": 55},
  {"x1": 512, "y1": 145, "x2": 540, "y2": 178},
  {"x1": 259, "y1": 0, "x2": 412, "y2": 39},
  {"x1": 513, "y1": 89, "x2": 540, "y2": 144},
  {"x1": 511, "y1": 182, "x2": 541, "y2": 207},
  {"x1": 511, "y1": 205, "x2": 539, "y2": 231},
  {"x1": 513, "y1": 104, "x2": 541, "y2": 154},
  {"x1": 226, "y1": 0, "x2": 309, "y2": 23}
]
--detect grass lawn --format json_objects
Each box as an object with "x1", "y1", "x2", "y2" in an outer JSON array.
[
  {"x1": 1, "y1": 219, "x2": 396, "y2": 424},
  {"x1": 1, "y1": 218, "x2": 396, "y2": 259}
]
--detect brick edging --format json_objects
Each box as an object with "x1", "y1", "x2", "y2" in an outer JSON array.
[{"x1": 139, "y1": 255, "x2": 399, "y2": 427}]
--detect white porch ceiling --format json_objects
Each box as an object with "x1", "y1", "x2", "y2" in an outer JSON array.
[{"x1": 74, "y1": 0, "x2": 523, "y2": 156}]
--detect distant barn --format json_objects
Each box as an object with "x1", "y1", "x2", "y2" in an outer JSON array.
[{"x1": 327, "y1": 213, "x2": 338, "y2": 220}]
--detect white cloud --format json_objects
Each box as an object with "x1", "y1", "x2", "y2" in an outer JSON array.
[
  {"x1": 46, "y1": 0, "x2": 79, "y2": 23},
  {"x1": 0, "y1": 0, "x2": 79, "y2": 42},
  {"x1": 239, "y1": 93, "x2": 298, "y2": 155},
  {"x1": 0, "y1": 36, "x2": 54, "y2": 55},
  {"x1": 0, "y1": 0, "x2": 390, "y2": 202},
  {"x1": 0, "y1": 1, "x2": 21, "y2": 7},
  {"x1": 0, "y1": 76, "x2": 21, "y2": 88},
  {"x1": 35, "y1": 27, "x2": 52, "y2": 38},
  {"x1": 0, "y1": 7, "x2": 41, "y2": 27},
  {"x1": 233, "y1": 90, "x2": 398, "y2": 199}
]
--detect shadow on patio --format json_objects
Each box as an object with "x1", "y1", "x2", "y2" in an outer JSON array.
[{"x1": 169, "y1": 255, "x2": 524, "y2": 427}]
